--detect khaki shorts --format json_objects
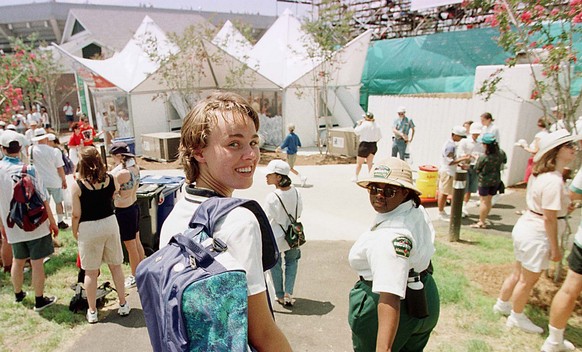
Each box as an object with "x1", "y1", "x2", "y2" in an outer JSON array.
[
  {"x1": 438, "y1": 170, "x2": 453, "y2": 195},
  {"x1": 287, "y1": 154, "x2": 297, "y2": 168},
  {"x1": 78, "y1": 215, "x2": 123, "y2": 270}
]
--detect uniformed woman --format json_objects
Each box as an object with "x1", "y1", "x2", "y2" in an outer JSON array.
[{"x1": 348, "y1": 157, "x2": 440, "y2": 351}]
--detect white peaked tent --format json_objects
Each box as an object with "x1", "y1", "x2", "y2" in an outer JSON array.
[
  {"x1": 248, "y1": 9, "x2": 322, "y2": 88},
  {"x1": 211, "y1": 9, "x2": 372, "y2": 147},
  {"x1": 211, "y1": 20, "x2": 253, "y2": 63}
]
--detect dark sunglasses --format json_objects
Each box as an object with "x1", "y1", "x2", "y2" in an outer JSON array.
[{"x1": 367, "y1": 185, "x2": 398, "y2": 198}]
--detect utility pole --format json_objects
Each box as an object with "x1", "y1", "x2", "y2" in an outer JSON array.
[{"x1": 449, "y1": 169, "x2": 467, "y2": 242}]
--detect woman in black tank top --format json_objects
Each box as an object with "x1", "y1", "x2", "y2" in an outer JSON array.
[{"x1": 70, "y1": 146, "x2": 131, "y2": 323}]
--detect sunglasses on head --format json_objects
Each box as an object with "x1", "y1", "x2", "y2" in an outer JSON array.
[{"x1": 367, "y1": 185, "x2": 398, "y2": 198}]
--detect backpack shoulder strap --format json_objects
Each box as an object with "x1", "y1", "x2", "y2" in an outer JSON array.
[
  {"x1": 294, "y1": 188, "x2": 299, "y2": 220},
  {"x1": 189, "y1": 197, "x2": 279, "y2": 271},
  {"x1": 273, "y1": 192, "x2": 293, "y2": 220}
]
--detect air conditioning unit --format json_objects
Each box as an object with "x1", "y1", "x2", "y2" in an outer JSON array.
[{"x1": 141, "y1": 132, "x2": 181, "y2": 162}]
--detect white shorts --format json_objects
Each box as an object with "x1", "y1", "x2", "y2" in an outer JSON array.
[{"x1": 512, "y1": 216, "x2": 549, "y2": 273}]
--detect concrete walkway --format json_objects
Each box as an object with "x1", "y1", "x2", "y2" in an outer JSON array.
[{"x1": 65, "y1": 164, "x2": 551, "y2": 352}]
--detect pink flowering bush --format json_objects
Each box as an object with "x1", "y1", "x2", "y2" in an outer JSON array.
[{"x1": 465, "y1": 0, "x2": 582, "y2": 130}]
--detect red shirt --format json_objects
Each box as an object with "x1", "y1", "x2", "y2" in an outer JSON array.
[
  {"x1": 68, "y1": 131, "x2": 84, "y2": 147},
  {"x1": 80, "y1": 125, "x2": 96, "y2": 146}
]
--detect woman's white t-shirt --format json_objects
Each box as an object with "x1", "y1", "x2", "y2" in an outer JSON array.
[{"x1": 263, "y1": 187, "x2": 303, "y2": 252}]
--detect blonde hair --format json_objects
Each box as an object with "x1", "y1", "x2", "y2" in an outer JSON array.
[
  {"x1": 287, "y1": 123, "x2": 295, "y2": 132},
  {"x1": 180, "y1": 92, "x2": 259, "y2": 183},
  {"x1": 77, "y1": 146, "x2": 107, "y2": 184}
]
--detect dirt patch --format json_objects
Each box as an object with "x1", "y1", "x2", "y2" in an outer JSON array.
[
  {"x1": 468, "y1": 263, "x2": 582, "y2": 314},
  {"x1": 133, "y1": 150, "x2": 356, "y2": 171}
]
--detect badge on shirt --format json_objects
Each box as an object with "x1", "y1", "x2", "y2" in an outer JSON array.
[{"x1": 392, "y1": 236, "x2": 412, "y2": 258}]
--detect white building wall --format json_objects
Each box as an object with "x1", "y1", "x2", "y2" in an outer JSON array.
[{"x1": 129, "y1": 93, "x2": 168, "y2": 155}]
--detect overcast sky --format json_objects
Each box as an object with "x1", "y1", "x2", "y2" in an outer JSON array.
[{"x1": 3, "y1": 0, "x2": 313, "y2": 17}]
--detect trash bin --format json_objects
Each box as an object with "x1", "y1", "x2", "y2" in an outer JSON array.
[
  {"x1": 136, "y1": 183, "x2": 165, "y2": 256},
  {"x1": 112, "y1": 137, "x2": 136, "y2": 154},
  {"x1": 138, "y1": 175, "x2": 185, "y2": 255},
  {"x1": 416, "y1": 165, "x2": 438, "y2": 200}
]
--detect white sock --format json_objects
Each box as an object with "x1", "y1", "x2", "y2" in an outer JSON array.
[
  {"x1": 57, "y1": 214, "x2": 63, "y2": 223},
  {"x1": 548, "y1": 325, "x2": 565, "y2": 344},
  {"x1": 510, "y1": 310, "x2": 524, "y2": 318},
  {"x1": 496, "y1": 298, "x2": 509, "y2": 306}
]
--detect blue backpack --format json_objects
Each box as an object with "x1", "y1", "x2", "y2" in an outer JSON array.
[{"x1": 136, "y1": 197, "x2": 279, "y2": 352}]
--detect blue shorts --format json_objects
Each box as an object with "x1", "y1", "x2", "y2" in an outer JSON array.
[{"x1": 47, "y1": 187, "x2": 64, "y2": 203}]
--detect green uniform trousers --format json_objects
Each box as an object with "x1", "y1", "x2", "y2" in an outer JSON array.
[{"x1": 348, "y1": 273, "x2": 440, "y2": 352}]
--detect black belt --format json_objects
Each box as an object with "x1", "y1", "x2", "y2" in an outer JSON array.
[
  {"x1": 529, "y1": 209, "x2": 567, "y2": 220},
  {"x1": 359, "y1": 269, "x2": 429, "y2": 287}
]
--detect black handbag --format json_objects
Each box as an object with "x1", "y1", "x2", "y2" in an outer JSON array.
[{"x1": 274, "y1": 189, "x2": 306, "y2": 248}]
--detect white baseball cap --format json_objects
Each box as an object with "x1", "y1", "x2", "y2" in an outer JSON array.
[
  {"x1": 262, "y1": 160, "x2": 290, "y2": 176},
  {"x1": 397, "y1": 106, "x2": 406, "y2": 113},
  {"x1": 452, "y1": 125, "x2": 467, "y2": 137},
  {"x1": 0, "y1": 130, "x2": 25, "y2": 147}
]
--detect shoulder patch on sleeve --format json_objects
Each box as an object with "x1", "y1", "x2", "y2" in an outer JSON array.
[{"x1": 392, "y1": 236, "x2": 412, "y2": 258}]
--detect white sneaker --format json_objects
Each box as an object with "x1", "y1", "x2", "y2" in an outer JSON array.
[
  {"x1": 439, "y1": 211, "x2": 449, "y2": 222},
  {"x1": 300, "y1": 176, "x2": 307, "y2": 187},
  {"x1": 86, "y1": 309, "x2": 98, "y2": 323},
  {"x1": 118, "y1": 302, "x2": 131, "y2": 316},
  {"x1": 461, "y1": 207, "x2": 469, "y2": 218},
  {"x1": 541, "y1": 338, "x2": 575, "y2": 352},
  {"x1": 506, "y1": 313, "x2": 543, "y2": 334},
  {"x1": 124, "y1": 275, "x2": 136, "y2": 289},
  {"x1": 493, "y1": 301, "x2": 511, "y2": 316}
]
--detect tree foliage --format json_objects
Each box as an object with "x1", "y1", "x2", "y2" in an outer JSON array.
[
  {"x1": 0, "y1": 35, "x2": 75, "y2": 128},
  {"x1": 467, "y1": 0, "x2": 582, "y2": 130}
]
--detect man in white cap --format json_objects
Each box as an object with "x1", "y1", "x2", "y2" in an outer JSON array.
[
  {"x1": 0, "y1": 130, "x2": 59, "y2": 311},
  {"x1": 24, "y1": 120, "x2": 39, "y2": 144},
  {"x1": 437, "y1": 126, "x2": 471, "y2": 221},
  {"x1": 29, "y1": 129, "x2": 69, "y2": 230},
  {"x1": 392, "y1": 106, "x2": 415, "y2": 161}
]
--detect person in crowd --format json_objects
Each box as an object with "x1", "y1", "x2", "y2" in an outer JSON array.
[
  {"x1": 28, "y1": 128, "x2": 69, "y2": 230},
  {"x1": 457, "y1": 123, "x2": 483, "y2": 217},
  {"x1": 263, "y1": 159, "x2": 303, "y2": 307},
  {"x1": 159, "y1": 92, "x2": 292, "y2": 351},
  {"x1": 542, "y1": 160, "x2": 582, "y2": 352},
  {"x1": 116, "y1": 110, "x2": 132, "y2": 138},
  {"x1": 391, "y1": 106, "x2": 415, "y2": 160},
  {"x1": 480, "y1": 112, "x2": 500, "y2": 143},
  {"x1": 27, "y1": 107, "x2": 42, "y2": 126},
  {"x1": 0, "y1": 130, "x2": 59, "y2": 311},
  {"x1": 353, "y1": 112, "x2": 382, "y2": 182},
  {"x1": 12, "y1": 110, "x2": 27, "y2": 134},
  {"x1": 79, "y1": 116, "x2": 96, "y2": 147},
  {"x1": 437, "y1": 126, "x2": 470, "y2": 221},
  {"x1": 493, "y1": 129, "x2": 579, "y2": 334},
  {"x1": 24, "y1": 120, "x2": 39, "y2": 144},
  {"x1": 71, "y1": 146, "x2": 130, "y2": 323},
  {"x1": 463, "y1": 120, "x2": 474, "y2": 135},
  {"x1": 470, "y1": 133, "x2": 507, "y2": 228},
  {"x1": 276, "y1": 123, "x2": 307, "y2": 187},
  {"x1": 68, "y1": 122, "x2": 84, "y2": 168},
  {"x1": 109, "y1": 142, "x2": 144, "y2": 289},
  {"x1": 516, "y1": 117, "x2": 549, "y2": 184},
  {"x1": 348, "y1": 157, "x2": 439, "y2": 351},
  {"x1": 63, "y1": 102, "x2": 75, "y2": 131},
  {"x1": 40, "y1": 107, "x2": 50, "y2": 129},
  {"x1": 549, "y1": 106, "x2": 566, "y2": 132}
]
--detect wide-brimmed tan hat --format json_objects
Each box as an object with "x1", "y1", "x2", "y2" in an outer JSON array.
[
  {"x1": 357, "y1": 157, "x2": 421, "y2": 195},
  {"x1": 534, "y1": 129, "x2": 582, "y2": 162}
]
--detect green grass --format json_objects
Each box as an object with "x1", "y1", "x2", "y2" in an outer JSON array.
[
  {"x1": 428, "y1": 228, "x2": 582, "y2": 352},
  {"x1": 0, "y1": 229, "x2": 131, "y2": 352}
]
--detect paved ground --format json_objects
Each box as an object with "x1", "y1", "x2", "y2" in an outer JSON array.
[{"x1": 64, "y1": 163, "x2": 558, "y2": 352}]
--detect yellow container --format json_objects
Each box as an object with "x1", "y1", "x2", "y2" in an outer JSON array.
[{"x1": 416, "y1": 165, "x2": 438, "y2": 199}]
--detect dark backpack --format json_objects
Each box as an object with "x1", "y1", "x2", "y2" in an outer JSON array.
[
  {"x1": 274, "y1": 189, "x2": 306, "y2": 248},
  {"x1": 6, "y1": 165, "x2": 49, "y2": 231},
  {"x1": 68, "y1": 281, "x2": 116, "y2": 313},
  {"x1": 61, "y1": 150, "x2": 75, "y2": 175},
  {"x1": 136, "y1": 197, "x2": 279, "y2": 352}
]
